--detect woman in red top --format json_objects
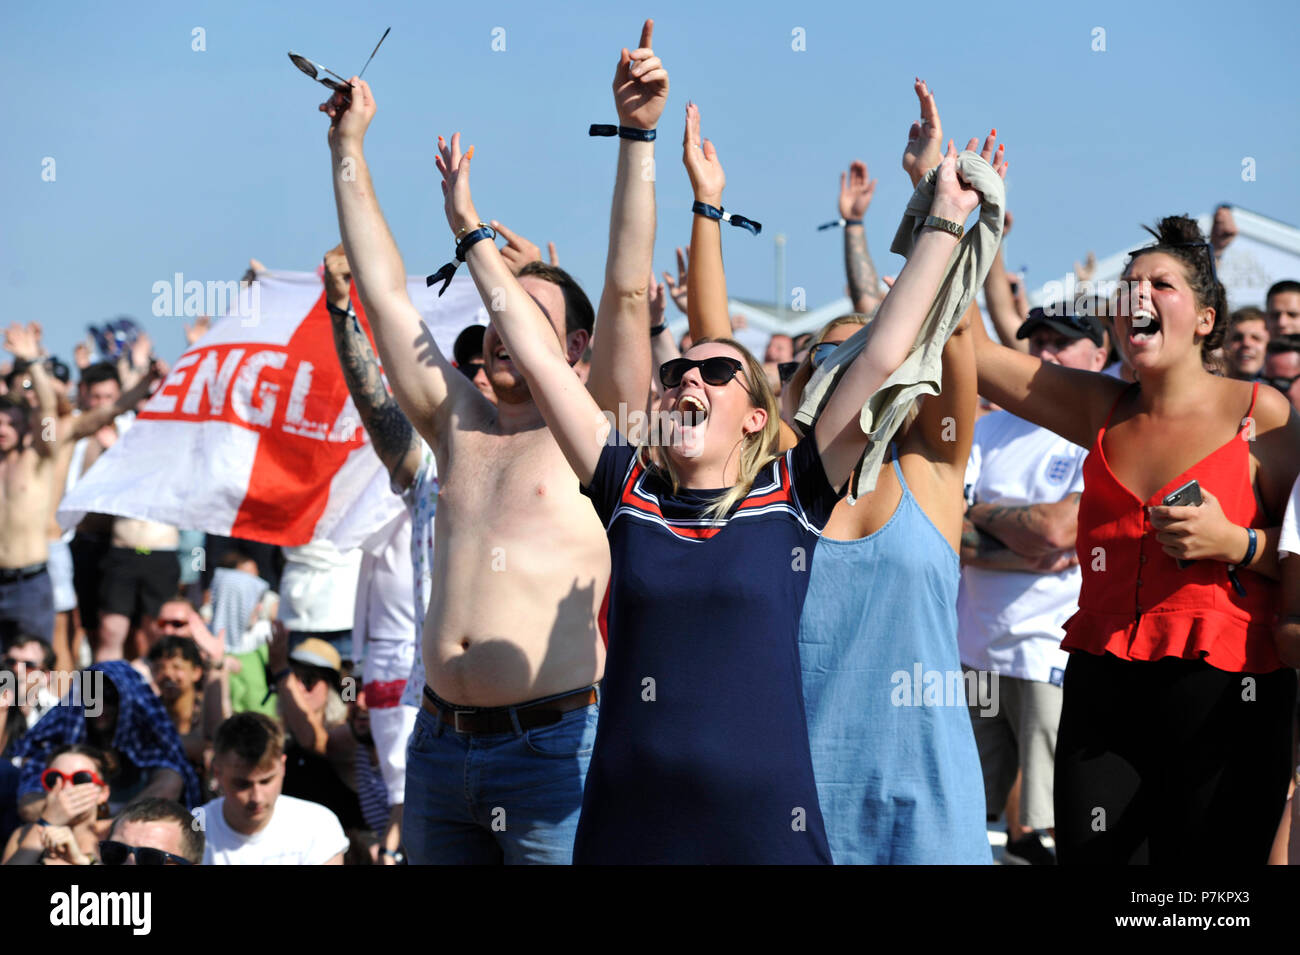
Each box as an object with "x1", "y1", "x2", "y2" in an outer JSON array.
[{"x1": 971, "y1": 215, "x2": 1300, "y2": 863}]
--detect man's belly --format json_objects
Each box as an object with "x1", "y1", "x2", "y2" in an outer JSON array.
[{"x1": 422, "y1": 539, "x2": 608, "y2": 707}]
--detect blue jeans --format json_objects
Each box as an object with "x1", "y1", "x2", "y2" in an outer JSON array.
[{"x1": 403, "y1": 687, "x2": 599, "y2": 865}]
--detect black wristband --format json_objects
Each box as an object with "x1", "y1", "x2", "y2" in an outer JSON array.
[
  {"x1": 326, "y1": 301, "x2": 354, "y2": 319},
  {"x1": 589, "y1": 124, "x2": 657, "y2": 141},
  {"x1": 1226, "y1": 527, "x2": 1257, "y2": 598},
  {"x1": 692, "y1": 200, "x2": 762, "y2": 236},
  {"x1": 426, "y1": 226, "x2": 498, "y2": 297},
  {"x1": 649, "y1": 323, "x2": 668, "y2": 337},
  {"x1": 816, "y1": 218, "x2": 863, "y2": 231}
]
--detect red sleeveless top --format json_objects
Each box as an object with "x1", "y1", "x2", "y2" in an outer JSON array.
[{"x1": 1063, "y1": 382, "x2": 1283, "y2": 673}]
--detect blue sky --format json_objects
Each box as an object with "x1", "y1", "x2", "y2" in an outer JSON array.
[{"x1": 3, "y1": 0, "x2": 1297, "y2": 364}]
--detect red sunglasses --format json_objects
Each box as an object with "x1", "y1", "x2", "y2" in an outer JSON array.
[{"x1": 42, "y1": 769, "x2": 106, "y2": 791}]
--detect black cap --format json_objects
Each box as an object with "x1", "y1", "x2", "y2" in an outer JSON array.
[
  {"x1": 1016, "y1": 306, "x2": 1105, "y2": 347},
  {"x1": 46, "y1": 357, "x2": 71, "y2": 384},
  {"x1": 453, "y1": 325, "x2": 486, "y2": 368}
]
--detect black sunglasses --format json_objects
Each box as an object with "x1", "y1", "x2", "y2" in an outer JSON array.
[
  {"x1": 457, "y1": 361, "x2": 485, "y2": 380},
  {"x1": 1262, "y1": 374, "x2": 1299, "y2": 394},
  {"x1": 98, "y1": 840, "x2": 192, "y2": 866},
  {"x1": 659, "y1": 356, "x2": 746, "y2": 390},
  {"x1": 288, "y1": 27, "x2": 390, "y2": 104},
  {"x1": 778, "y1": 341, "x2": 840, "y2": 385}
]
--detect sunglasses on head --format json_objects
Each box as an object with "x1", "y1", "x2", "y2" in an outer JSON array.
[
  {"x1": 658, "y1": 356, "x2": 746, "y2": 390},
  {"x1": 98, "y1": 840, "x2": 192, "y2": 867},
  {"x1": 288, "y1": 27, "x2": 390, "y2": 104},
  {"x1": 42, "y1": 768, "x2": 106, "y2": 791}
]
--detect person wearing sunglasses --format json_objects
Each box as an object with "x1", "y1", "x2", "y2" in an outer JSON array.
[
  {"x1": 1261, "y1": 336, "x2": 1300, "y2": 412},
  {"x1": 669, "y1": 85, "x2": 1004, "y2": 863},
  {"x1": 433, "y1": 72, "x2": 992, "y2": 859},
  {"x1": 2, "y1": 744, "x2": 111, "y2": 865},
  {"x1": 321, "y1": 21, "x2": 667, "y2": 865},
  {"x1": 99, "y1": 797, "x2": 203, "y2": 865}
]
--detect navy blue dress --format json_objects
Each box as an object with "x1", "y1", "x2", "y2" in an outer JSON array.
[{"x1": 574, "y1": 435, "x2": 838, "y2": 864}]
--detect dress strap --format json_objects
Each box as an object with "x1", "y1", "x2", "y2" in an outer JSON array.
[
  {"x1": 1245, "y1": 380, "x2": 1260, "y2": 421},
  {"x1": 1100, "y1": 381, "x2": 1138, "y2": 434},
  {"x1": 888, "y1": 441, "x2": 909, "y2": 494}
]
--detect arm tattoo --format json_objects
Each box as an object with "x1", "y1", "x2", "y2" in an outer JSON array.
[
  {"x1": 329, "y1": 312, "x2": 418, "y2": 475},
  {"x1": 960, "y1": 516, "x2": 1007, "y2": 558},
  {"x1": 844, "y1": 225, "x2": 882, "y2": 312}
]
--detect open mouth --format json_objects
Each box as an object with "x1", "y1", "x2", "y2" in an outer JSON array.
[
  {"x1": 676, "y1": 394, "x2": 708, "y2": 427},
  {"x1": 493, "y1": 347, "x2": 511, "y2": 362},
  {"x1": 1129, "y1": 309, "x2": 1161, "y2": 344}
]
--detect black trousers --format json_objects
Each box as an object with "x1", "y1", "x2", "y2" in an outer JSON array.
[{"x1": 1055, "y1": 650, "x2": 1296, "y2": 864}]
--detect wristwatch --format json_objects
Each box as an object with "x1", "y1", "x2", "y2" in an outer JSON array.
[{"x1": 923, "y1": 215, "x2": 964, "y2": 239}]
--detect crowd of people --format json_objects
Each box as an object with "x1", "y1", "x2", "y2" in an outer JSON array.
[{"x1": 3, "y1": 19, "x2": 1300, "y2": 865}]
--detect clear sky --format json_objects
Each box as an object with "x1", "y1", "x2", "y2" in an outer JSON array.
[{"x1": 3, "y1": 0, "x2": 1298, "y2": 365}]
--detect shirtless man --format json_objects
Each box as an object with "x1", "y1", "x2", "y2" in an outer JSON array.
[
  {"x1": 321, "y1": 20, "x2": 665, "y2": 863},
  {"x1": 2, "y1": 326, "x2": 162, "y2": 647}
]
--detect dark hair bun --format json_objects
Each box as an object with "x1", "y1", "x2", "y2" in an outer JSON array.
[{"x1": 1143, "y1": 214, "x2": 1206, "y2": 248}]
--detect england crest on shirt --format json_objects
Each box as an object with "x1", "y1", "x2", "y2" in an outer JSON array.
[{"x1": 1044, "y1": 454, "x2": 1073, "y2": 485}]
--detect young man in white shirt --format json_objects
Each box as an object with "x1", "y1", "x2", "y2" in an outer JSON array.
[
  {"x1": 198, "y1": 711, "x2": 347, "y2": 865},
  {"x1": 958, "y1": 306, "x2": 1109, "y2": 865}
]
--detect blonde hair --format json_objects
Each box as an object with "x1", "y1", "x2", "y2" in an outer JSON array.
[{"x1": 639, "y1": 337, "x2": 781, "y2": 525}]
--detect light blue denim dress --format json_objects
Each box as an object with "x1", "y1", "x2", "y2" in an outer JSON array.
[{"x1": 799, "y1": 451, "x2": 991, "y2": 864}]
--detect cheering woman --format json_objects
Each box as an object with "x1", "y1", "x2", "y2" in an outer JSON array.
[
  {"x1": 430, "y1": 100, "x2": 997, "y2": 858},
  {"x1": 971, "y1": 214, "x2": 1300, "y2": 863}
]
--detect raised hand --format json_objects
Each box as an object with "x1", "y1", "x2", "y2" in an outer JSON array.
[
  {"x1": 648, "y1": 270, "x2": 667, "y2": 328},
  {"x1": 1074, "y1": 251, "x2": 1097, "y2": 283},
  {"x1": 73, "y1": 341, "x2": 91, "y2": 369},
  {"x1": 931, "y1": 131, "x2": 1008, "y2": 224},
  {"x1": 434, "y1": 133, "x2": 479, "y2": 237},
  {"x1": 491, "y1": 221, "x2": 545, "y2": 275},
  {"x1": 682, "y1": 102, "x2": 724, "y2": 205},
  {"x1": 4, "y1": 322, "x2": 39, "y2": 361},
  {"x1": 838, "y1": 161, "x2": 878, "y2": 220},
  {"x1": 323, "y1": 243, "x2": 352, "y2": 306},
  {"x1": 320, "y1": 76, "x2": 376, "y2": 151},
  {"x1": 662, "y1": 246, "x2": 689, "y2": 314},
  {"x1": 613, "y1": 19, "x2": 669, "y2": 130},
  {"x1": 183, "y1": 315, "x2": 211, "y2": 346},
  {"x1": 1211, "y1": 206, "x2": 1238, "y2": 256},
  {"x1": 902, "y1": 78, "x2": 944, "y2": 187}
]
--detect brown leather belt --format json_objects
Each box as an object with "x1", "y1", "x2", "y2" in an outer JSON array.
[{"x1": 422, "y1": 684, "x2": 598, "y2": 735}]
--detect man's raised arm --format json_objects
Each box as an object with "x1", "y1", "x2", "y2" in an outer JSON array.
[
  {"x1": 323, "y1": 79, "x2": 471, "y2": 448},
  {"x1": 586, "y1": 19, "x2": 668, "y2": 417},
  {"x1": 322, "y1": 243, "x2": 422, "y2": 491}
]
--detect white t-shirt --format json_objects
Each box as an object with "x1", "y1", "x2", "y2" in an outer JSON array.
[
  {"x1": 399, "y1": 446, "x2": 438, "y2": 708},
  {"x1": 352, "y1": 510, "x2": 417, "y2": 653},
  {"x1": 1280, "y1": 474, "x2": 1300, "y2": 559},
  {"x1": 277, "y1": 541, "x2": 363, "y2": 632},
  {"x1": 197, "y1": 794, "x2": 348, "y2": 865},
  {"x1": 957, "y1": 411, "x2": 1087, "y2": 685}
]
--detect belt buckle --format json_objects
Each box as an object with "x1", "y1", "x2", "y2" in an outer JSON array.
[{"x1": 453, "y1": 710, "x2": 473, "y2": 734}]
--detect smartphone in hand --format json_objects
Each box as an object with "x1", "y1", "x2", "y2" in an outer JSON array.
[{"x1": 1162, "y1": 479, "x2": 1202, "y2": 567}]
